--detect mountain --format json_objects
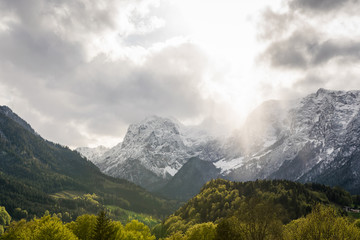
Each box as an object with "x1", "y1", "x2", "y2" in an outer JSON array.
[
  {"x1": 226, "y1": 88, "x2": 360, "y2": 194},
  {"x1": 77, "y1": 88, "x2": 360, "y2": 197},
  {"x1": 0, "y1": 106, "x2": 36, "y2": 135},
  {"x1": 158, "y1": 157, "x2": 220, "y2": 200},
  {"x1": 85, "y1": 116, "x2": 225, "y2": 190},
  {"x1": 0, "y1": 106, "x2": 177, "y2": 219},
  {"x1": 75, "y1": 145, "x2": 109, "y2": 164}
]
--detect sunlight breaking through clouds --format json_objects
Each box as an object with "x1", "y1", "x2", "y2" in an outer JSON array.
[{"x1": 1, "y1": 0, "x2": 360, "y2": 147}]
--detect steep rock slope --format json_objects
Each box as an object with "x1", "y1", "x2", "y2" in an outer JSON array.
[
  {"x1": 226, "y1": 89, "x2": 360, "y2": 193},
  {"x1": 76, "y1": 146, "x2": 109, "y2": 164},
  {"x1": 158, "y1": 157, "x2": 220, "y2": 200},
  {"x1": 90, "y1": 116, "x2": 224, "y2": 189},
  {"x1": 77, "y1": 88, "x2": 360, "y2": 196}
]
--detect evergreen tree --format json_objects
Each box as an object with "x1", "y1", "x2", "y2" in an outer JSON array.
[{"x1": 92, "y1": 210, "x2": 115, "y2": 240}]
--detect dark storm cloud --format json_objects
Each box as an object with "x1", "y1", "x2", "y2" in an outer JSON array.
[
  {"x1": 0, "y1": 0, "x2": 212, "y2": 147},
  {"x1": 69, "y1": 43, "x2": 210, "y2": 134},
  {"x1": 256, "y1": 0, "x2": 360, "y2": 103},
  {"x1": 260, "y1": 33, "x2": 308, "y2": 69},
  {"x1": 261, "y1": 30, "x2": 360, "y2": 70},
  {"x1": 259, "y1": 0, "x2": 360, "y2": 70},
  {"x1": 311, "y1": 40, "x2": 360, "y2": 65},
  {"x1": 0, "y1": 24, "x2": 85, "y2": 78},
  {"x1": 0, "y1": 0, "x2": 119, "y2": 31},
  {"x1": 290, "y1": 0, "x2": 355, "y2": 13}
]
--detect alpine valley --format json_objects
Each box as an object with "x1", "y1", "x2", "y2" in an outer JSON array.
[
  {"x1": 2, "y1": 88, "x2": 360, "y2": 239},
  {"x1": 77, "y1": 88, "x2": 360, "y2": 199}
]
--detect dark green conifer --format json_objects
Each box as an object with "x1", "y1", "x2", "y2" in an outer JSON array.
[{"x1": 92, "y1": 210, "x2": 115, "y2": 240}]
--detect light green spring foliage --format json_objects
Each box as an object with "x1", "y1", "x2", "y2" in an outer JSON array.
[
  {"x1": 32, "y1": 215, "x2": 78, "y2": 240},
  {"x1": 164, "y1": 231, "x2": 185, "y2": 240},
  {"x1": 1, "y1": 212, "x2": 156, "y2": 240},
  {"x1": 2, "y1": 215, "x2": 77, "y2": 240},
  {"x1": 354, "y1": 219, "x2": 360, "y2": 229},
  {"x1": 164, "y1": 199, "x2": 284, "y2": 240},
  {"x1": 67, "y1": 214, "x2": 97, "y2": 240},
  {"x1": 75, "y1": 194, "x2": 101, "y2": 207},
  {"x1": 120, "y1": 220, "x2": 155, "y2": 240},
  {"x1": 1, "y1": 219, "x2": 32, "y2": 239},
  {"x1": 164, "y1": 202, "x2": 360, "y2": 240},
  {"x1": 3, "y1": 204, "x2": 360, "y2": 240},
  {"x1": 0, "y1": 207, "x2": 11, "y2": 227},
  {"x1": 185, "y1": 222, "x2": 216, "y2": 240},
  {"x1": 0, "y1": 207, "x2": 11, "y2": 235},
  {"x1": 163, "y1": 222, "x2": 217, "y2": 240},
  {"x1": 284, "y1": 205, "x2": 360, "y2": 240}
]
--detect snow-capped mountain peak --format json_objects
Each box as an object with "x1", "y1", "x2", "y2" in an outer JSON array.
[
  {"x1": 76, "y1": 145, "x2": 109, "y2": 164},
  {"x1": 226, "y1": 89, "x2": 360, "y2": 194},
  {"x1": 76, "y1": 89, "x2": 360, "y2": 195},
  {"x1": 78, "y1": 115, "x2": 225, "y2": 189}
]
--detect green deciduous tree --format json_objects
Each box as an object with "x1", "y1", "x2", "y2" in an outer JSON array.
[
  {"x1": 215, "y1": 216, "x2": 242, "y2": 240},
  {"x1": 0, "y1": 219, "x2": 32, "y2": 239},
  {"x1": 1, "y1": 215, "x2": 77, "y2": 240},
  {"x1": 121, "y1": 220, "x2": 155, "y2": 240},
  {"x1": 152, "y1": 223, "x2": 167, "y2": 239},
  {"x1": 164, "y1": 231, "x2": 185, "y2": 240},
  {"x1": 236, "y1": 198, "x2": 283, "y2": 240},
  {"x1": 284, "y1": 205, "x2": 360, "y2": 240},
  {"x1": 67, "y1": 214, "x2": 97, "y2": 240},
  {"x1": 0, "y1": 206, "x2": 11, "y2": 226},
  {"x1": 0, "y1": 206, "x2": 11, "y2": 236},
  {"x1": 185, "y1": 222, "x2": 216, "y2": 240},
  {"x1": 32, "y1": 215, "x2": 78, "y2": 240}
]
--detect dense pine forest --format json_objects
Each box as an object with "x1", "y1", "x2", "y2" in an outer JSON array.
[{"x1": 1, "y1": 179, "x2": 360, "y2": 239}]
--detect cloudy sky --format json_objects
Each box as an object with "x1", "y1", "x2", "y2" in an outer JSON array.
[{"x1": 1, "y1": 0, "x2": 360, "y2": 148}]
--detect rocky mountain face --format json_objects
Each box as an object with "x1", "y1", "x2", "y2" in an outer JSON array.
[
  {"x1": 82, "y1": 116, "x2": 225, "y2": 190},
  {"x1": 158, "y1": 157, "x2": 221, "y2": 200},
  {"x1": 76, "y1": 146, "x2": 109, "y2": 165},
  {"x1": 79, "y1": 89, "x2": 360, "y2": 197},
  {"x1": 226, "y1": 88, "x2": 360, "y2": 194}
]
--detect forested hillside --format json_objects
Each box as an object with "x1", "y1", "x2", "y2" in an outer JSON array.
[
  {"x1": 157, "y1": 179, "x2": 357, "y2": 238},
  {"x1": 0, "y1": 107, "x2": 177, "y2": 221},
  {"x1": 1, "y1": 179, "x2": 360, "y2": 239}
]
